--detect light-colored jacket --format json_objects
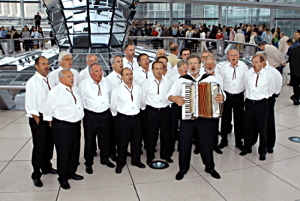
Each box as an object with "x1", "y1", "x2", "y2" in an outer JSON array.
[{"x1": 278, "y1": 35, "x2": 289, "y2": 55}]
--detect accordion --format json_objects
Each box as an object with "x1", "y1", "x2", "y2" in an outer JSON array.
[{"x1": 182, "y1": 82, "x2": 223, "y2": 120}]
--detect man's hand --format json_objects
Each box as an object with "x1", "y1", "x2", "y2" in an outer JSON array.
[
  {"x1": 282, "y1": 62, "x2": 287, "y2": 66},
  {"x1": 32, "y1": 115, "x2": 40, "y2": 125},
  {"x1": 49, "y1": 121, "x2": 52, "y2": 127},
  {"x1": 215, "y1": 94, "x2": 224, "y2": 103},
  {"x1": 169, "y1": 95, "x2": 185, "y2": 106}
]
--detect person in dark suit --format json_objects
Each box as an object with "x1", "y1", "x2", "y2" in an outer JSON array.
[{"x1": 34, "y1": 12, "x2": 41, "y2": 29}]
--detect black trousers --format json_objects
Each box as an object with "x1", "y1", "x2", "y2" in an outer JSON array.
[
  {"x1": 244, "y1": 99, "x2": 268, "y2": 155},
  {"x1": 29, "y1": 114, "x2": 54, "y2": 179},
  {"x1": 35, "y1": 21, "x2": 40, "y2": 29},
  {"x1": 115, "y1": 113, "x2": 142, "y2": 167},
  {"x1": 291, "y1": 75, "x2": 300, "y2": 101},
  {"x1": 170, "y1": 103, "x2": 181, "y2": 156},
  {"x1": 83, "y1": 109, "x2": 111, "y2": 167},
  {"x1": 267, "y1": 95, "x2": 276, "y2": 149},
  {"x1": 220, "y1": 92, "x2": 244, "y2": 146},
  {"x1": 109, "y1": 116, "x2": 117, "y2": 157},
  {"x1": 178, "y1": 118, "x2": 215, "y2": 173},
  {"x1": 144, "y1": 105, "x2": 171, "y2": 161},
  {"x1": 52, "y1": 118, "x2": 81, "y2": 181}
]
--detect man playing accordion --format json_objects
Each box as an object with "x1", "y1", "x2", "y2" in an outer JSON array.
[{"x1": 167, "y1": 55, "x2": 225, "y2": 180}]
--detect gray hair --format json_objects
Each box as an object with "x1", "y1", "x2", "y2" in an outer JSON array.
[
  {"x1": 201, "y1": 50, "x2": 211, "y2": 56},
  {"x1": 88, "y1": 63, "x2": 101, "y2": 73},
  {"x1": 177, "y1": 59, "x2": 188, "y2": 68},
  {"x1": 58, "y1": 51, "x2": 72, "y2": 62},
  {"x1": 110, "y1": 54, "x2": 123, "y2": 64},
  {"x1": 86, "y1": 54, "x2": 98, "y2": 62},
  {"x1": 203, "y1": 57, "x2": 217, "y2": 67},
  {"x1": 255, "y1": 51, "x2": 267, "y2": 60},
  {"x1": 58, "y1": 68, "x2": 71, "y2": 78},
  {"x1": 226, "y1": 49, "x2": 239, "y2": 55}
]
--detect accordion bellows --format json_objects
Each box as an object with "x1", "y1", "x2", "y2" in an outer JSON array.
[{"x1": 182, "y1": 82, "x2": 223, "y2": 120}]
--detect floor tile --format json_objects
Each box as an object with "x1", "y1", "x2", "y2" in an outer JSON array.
[
  {"x1": 0, "y1": 191, "x2": 58, "y2": 201},
  {"x1": 275, "y1": 111, "x2": 300, "y2": 128},
  {"x1": 277, "y1": 105, "x2": 300, "y2": 118},
  {"x1": 191, "y1": 147, "x2": 256, "y2": 174},
  {"x1": 203, "y1": 166, "x2": 300, "y2": 201},
  {"x1": 13, "y1": 114, "x2": 28, "y2": 123},
  {"x1": 0, "y1": 122, "x2": 31, "y2": 138},
  {"x1": 276, "y1": 129, "x2": 300, "y2": 153},
  {"x1": 262, "y1": 156, "x2": 300, "y2": 189},
  {"x1": 0, "y1": 161, "x2": 9, "y2": 172},
  {"x1": 0, "y1": 111, "x2": 25, "y2": 123},
  {"x1": 240, "y1": 143, "x2": 300, "y2": 165},
  {"x1": 58, "y1": 185, "x2": 138, "y2": 201},
  {"x1": 0, "y1": 139, "x2": 29, "y2": 161},
  {"x1": 66, "y1": 159, "x2": 132, "y2": 190},
  {"x1": 0, "y1": 161, "x2": 59, "y2": 192},
  {"x1": 0, "y1": 123, "x2": 10, "y2": 130},
  {"x1": 135, "y1": 177, "x2": 225, "y2": 201}
]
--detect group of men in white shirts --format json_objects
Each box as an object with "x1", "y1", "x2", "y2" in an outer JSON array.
[{"x1": 25, "y1": 42, "x2": 282, "y2": 189}]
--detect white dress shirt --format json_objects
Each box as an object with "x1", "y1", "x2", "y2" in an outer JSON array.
[
  {"x1": 78, "y1": 77, "x2": 111, "y2": 113},
  {"x1": 264, "y1": 64, "x2": 282, "y2": 95},
  {"x1": 219, "y1": 61, "x2": 249, "y2": 94},
  {"x1": 110, "y1": 83, "x2": 145, "y2": 116},
  {"x1": 106, "y1": 70, "x2": 123, "y2": 90},
  {"x1": 200, "y1": 64, "x2": 206, "y2": 75},
  {"x1": 48, "y1": 66, "x2": 79, "y2": 87},
  {"x1": 244, "y1": 67, "x2": 275, "y2": 100},
  {"x1": 133, "y1": 67, "x2": 153, "y2": 86},
  {"x1": 43, "y1": 82, "x2": 84, "y2": 122},
  {"x1": 142, "y1": 77, "x2": 172, "y2": 109},
  {"x1": 25, "y1": 72, "x2": 52, "y2": 117},
  {"x1": 78, "y1": 66, "x2": 90, "y2": 84},
  {"x1": 123, "y1": 57, "x2": 139, "y2": 71}
]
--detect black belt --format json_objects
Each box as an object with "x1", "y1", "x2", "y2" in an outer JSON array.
[
  {"x1": 84, "y1": 108, "x2": 109, "y2": 115},
  {"x1": 246, "y1": 98, "x2": 268, "y2": 105},
  {"x1": 225, "y1": 91, "x2": 244, "y2": 97},
  {"x1": 118, "y1": 113, "x2": 139, "y2": 118},
  {"x1": 146, "y1": 105, "x2": 170, "y2": 112}
]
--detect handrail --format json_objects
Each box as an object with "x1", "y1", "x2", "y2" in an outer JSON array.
[
  {"x1": 0, "y1": 85, "x2": 26, "y2": 90},
  {"x1": 128, "y1": 36, "x2": 257, "y2": 58}
]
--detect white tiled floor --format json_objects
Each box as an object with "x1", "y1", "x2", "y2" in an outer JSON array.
[{"x1": 1, "y1": 85, "x2": 300, "y2": 201}]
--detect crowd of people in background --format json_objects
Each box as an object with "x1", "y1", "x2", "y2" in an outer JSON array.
[{"x1": 129, "y1": 20, "x2": 295, "y2": 56}]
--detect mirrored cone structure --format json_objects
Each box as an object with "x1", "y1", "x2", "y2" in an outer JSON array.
[{"x1": 42, "y1": 0, "x2": 138, "y2": 52}]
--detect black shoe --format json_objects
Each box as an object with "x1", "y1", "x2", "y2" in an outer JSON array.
[
  {"x1": 93, "y1": 151, "x2": 98, "y2": 157},
  {"x1": 33, "y1": 179, "x2": 43, "y2": 187},
  {"x1": 205, "y1": 169, "x2": 221, "y2": 179},
  {"x1": 42, "y1": 168, "x2": 58, "y2": 174},
  {"x1": 235, "y1": 144, "x2": 244, "y2": 151},
  {"x1": 175, "y1": 171, "x2": 185, "y2": 180},
  {"x1": 146, "y1": 159, "x2": 153, "y2": 166},
  {"x1": 86, "y1": 166, "x2": 93, "y2": 174},
  {"x1": 290, "y1": 96, "x2": 299, "y2": 105},
  {"x1": 267, "y1": 148, "x2": 274, "y2": 154},
  {"x1": 194, "y1": 148, "x2": 200, "y2": 154},
  {"x1": 110, "y1": 155, "x2": 117, "y2": 162},
  {"x1": 214, "y1": 148, "x2": 223, "y2": 154},
  {"x1": 240, "y1": 149, "x2": 252, "y2": 156},
  {"x1": 69, "y1": 174, "x2": 84, "y2": 180},
  {"x1": 101, "y1": 159, "x2": 115, "y2": 168},
  {"x1": 131, "y1": 162, "x2": 146, "y2": 168},
  {"x1": 126, "y1": 151, "x2": 131, "y2": 156},
  {"x1": 59, "y1": 180, "x2": 70, "y2": 190},
  {"x1": 164, "y1": 158, "x2": 173, "y2": 163},
  {"x1": 259, "y1": 154, "x2": 266, "y2": 161},
  {"x1": 115, "y1": 166, "x2": 122, "y2": 174},
  {"x1": 217, "y1": 142, "x2": 228, "y2": 149}
]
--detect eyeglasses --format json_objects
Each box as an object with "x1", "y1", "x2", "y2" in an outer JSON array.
[
  {"x1": 188, "y1": 62, "x2": 199, "y2": 65},
  {"x1": 62, "y1": 58, "x2": 73, "y2": 61}
]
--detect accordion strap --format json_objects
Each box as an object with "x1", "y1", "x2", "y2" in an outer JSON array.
[
  {"x1": 180, "y1": 74, "x2": 196, "y2": 82},
  {"x1": 199, "y1": 74, "x2": 211, "y2": 82}
]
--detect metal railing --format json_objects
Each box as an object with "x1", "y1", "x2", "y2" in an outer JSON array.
[{"x1": 128, "y1": 36, "x2": 258, "y2": 59}]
